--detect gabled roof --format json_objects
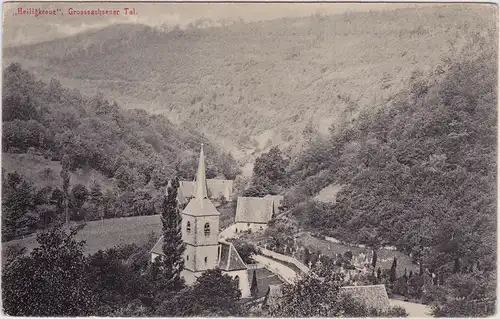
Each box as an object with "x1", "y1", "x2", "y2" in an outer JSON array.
[
  {"x1": 339, "y1": 284, "x2": 390, "y2": 312},
  {"x1": 179, "y1": 179, "x2": 233, "y2": 199},
  {"x1": 218, "y1": 241, "x2": 247, "y2": 271},
  {"x1": 182, "y1": 198, "x2": 220, "y2": 217},
  {"x1": 150, "y1": 235, "x2": 164, "y2": 256},
  {"x1": 235, "y1": 197, "x2": 274, "y2": 224}
]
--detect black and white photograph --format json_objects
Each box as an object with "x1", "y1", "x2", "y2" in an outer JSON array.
[{"x1": 1, "y1": 1, "x2": 497, "y2": 317}]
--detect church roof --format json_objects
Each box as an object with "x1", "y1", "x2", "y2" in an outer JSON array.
[
  {"x1": 339, "y1": 284, "x2": 390, "y2": 312},
  {"x1": 182, "y1": 198, "x2": 220, "y2": 216},
  {"x1": 218, "y1": 241, "x2": 247, "y2": 271},
  {"x1": 181, "y1": 144, "x2": 221, "y2": 217},
  {"x1": 179, "y1": 179, "x2": 233, "y2": 200},
  {"x1": 235, "y1": 197, "x2": 275, "y2": 224}
]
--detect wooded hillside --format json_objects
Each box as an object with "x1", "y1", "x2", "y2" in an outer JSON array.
[
  {"x1": 4, "y1": 5, "x2": 496, "y2": 153},
  {"x1": 2, "y1": 64, "x2": 239, "y2": 241},
  {"x1": 285, "y1": 33, "x2": 496, "y2": 277}
]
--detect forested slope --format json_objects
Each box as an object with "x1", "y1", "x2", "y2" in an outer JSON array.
[
  {"x1": 285, "y1": 34, "x2": 496, "y2": 277},
  {"x1": 2, "y1": 63, "x2": 239, "y2": 241},
  {"x1": 4, "y1": 5, "x2": 496, "y2": 152}
]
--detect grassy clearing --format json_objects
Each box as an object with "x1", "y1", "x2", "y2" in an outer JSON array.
[
  {"x1": 3, "y1": 215, "x2": 163, "y2": 255},
  {"x1": 2, "y1": 153, "x2": 115, "y2": 191}
]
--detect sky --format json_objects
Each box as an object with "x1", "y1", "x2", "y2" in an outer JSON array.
[{"x1": 1, "y1": 2, "x2": 438, "y2": 47}]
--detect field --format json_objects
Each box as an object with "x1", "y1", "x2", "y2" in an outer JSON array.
[
  {"x1": 3, "y1": 215, "x2": 163, "y2": 255},
  {"x1": 2, "y1": 153, "x2": 115, "y2": 191}
]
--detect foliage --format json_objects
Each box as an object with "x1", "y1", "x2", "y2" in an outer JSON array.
[
  {"x1": 229, "y1": 238, "x2": 259, "y2": 264},
  {"x1": 270, "y1": 271, "x2": 371, "y2": 317},
  {"x1": 190, "y1": 268, "x2": 242, "y2": 316},
  {"x1": 156, "y1": 268, "x2": 241, "y2": 316},
  {"x1": 87, "y1": 244, "x2": 154, "y2": 315},
  {"x1": 285, "y1": 35, "x2": 496, "y2": 314},
  {"x1": 1, "y1": 171, "x2": 38, "y2": 241},
  {"x1": 2, "y1": 224, "x2": 96, "y2": 316},
  {"x1": 4, "y1": 7, "x2": 495, "y2": 152},
  {"x1": 156, "y1": 177, "x2": 185, "y2": 294}
]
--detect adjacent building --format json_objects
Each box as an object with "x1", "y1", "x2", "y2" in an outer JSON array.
[{"x1": 234, "y1": 196, "x2": 278, "y2": 233}]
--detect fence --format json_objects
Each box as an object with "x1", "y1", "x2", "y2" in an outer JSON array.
[
  {"x1": 258, "y1": 247, "x2": 309, "y2": 275},
  {"x1": 247, "y1": 263, "x2": 264, "y2": 270}
]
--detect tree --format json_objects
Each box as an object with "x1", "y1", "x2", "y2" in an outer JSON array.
[
  {"x1": 372, "y1": 248, "x2": 378, "y2": 270},
  {"x1": 390, "y1": 257, "x2": 398, "y2": 282},
  {"x1": 2, "y1": 172, "x2": 37, "y2": 240},
  {"x1": 303, "y1": 247, "x2": 312, "y2": 266},
  {"x1": 191, "y1": 269, "x2": 242, "y2": 316},
  {"x1": 60, "y1": 154, "x2": 71, "y2": 224},
  {"x1": 250, "y1": 269, "x2": 259, "y2": 297},
  {"x1": 230, "y1": 239, "x2": 258, "y2": 264},
  {"x1": 89, "y1": 181, "x2": 103, "y2": 220},
  {"x1": 253, "y1": 145, "x2": 289, "y2": 186},
  {"x1": 158, "y1": 177, "x2": 185, "y2": 293},
  {"x1": 270, "y1": 271, "x2": 366, "y2": 317},
  {"x1": 2, "y1": 224, "x2": 96, "y2": 316}
]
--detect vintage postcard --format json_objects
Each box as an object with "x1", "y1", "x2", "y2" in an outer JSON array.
[{"x1": 1, "y1": 1, "x2": 497, "y2": 317}]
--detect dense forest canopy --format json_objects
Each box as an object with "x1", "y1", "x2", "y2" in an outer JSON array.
[{"x1": 280, "y1": 33, "x2": 496, "y2": 286}]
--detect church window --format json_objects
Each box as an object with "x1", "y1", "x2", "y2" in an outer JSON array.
[
  {"x1": 204, "y1": 222, "x2": 210, "y2": 236},
  {"x1": 247, "y1": 223, "x2": 250, "y2": 227},
  {"x1": 234, "y1": 275, "x2": 240, "y2": 288},
  {"x1": 217, "y1": 246, "x2": 220, "y2": 260},
  {"x1": 186, "y1": 221, "x2": 191, "y2": 233},
  {"x1": 204, "y1": 256, "x2": 208, "y2": 264},
  {"x1": 186, "y1": 255, "x2": 189, "y2": 261}
]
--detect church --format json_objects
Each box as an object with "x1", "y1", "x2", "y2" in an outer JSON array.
[{"x1": 150, "y1": 144, "x2": 251, "y2": 298}]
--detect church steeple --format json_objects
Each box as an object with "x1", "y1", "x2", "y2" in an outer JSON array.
[{"x1": 193, "y1": 143, "x2": 208, "y2": 200}]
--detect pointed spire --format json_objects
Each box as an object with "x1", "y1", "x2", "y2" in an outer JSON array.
[{"x1": 193, "y1": 143, "x2": 208, "y2": 200}]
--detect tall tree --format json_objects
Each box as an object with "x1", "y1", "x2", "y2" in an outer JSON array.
[
  {"x1": 89, "y1": 181, "x2": 104, "y2": 221},
  {"x1": 250, "y1": 269, "x2": 259, "y2": 297},
  {"x1": 159, "y1": 177, "x2": 185, "y2": 292},
  {"x1": 371, "y1": 248, "x2": 378, "y2": 270},
  {"x1": 389, "y1": 257, "x2": 398, "y2": 282},
  {"x1": 2, "y1": 223, "x2": 96, "y2": 316},
  {"x1": 60, "y1": 154, "x2": 71, "y2": 224}
]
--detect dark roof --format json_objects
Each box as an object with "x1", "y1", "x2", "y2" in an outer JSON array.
[
  {"x1": 339, "y1": 284, "x2": 390, "y2": 312},
  {"x1": 182, "y1": 198, "x2": 220, "y2": 217},
  {"x1": 151, "y1": 237, "x2": 246, "y2": 272},
  {"x1": 219, "y1": 241, "x2": 247, "y2": 271},
  {"x1": 235, "y1": 197, "x2": 274, "y2": 224},
  {"x1": 179, "y1": 179, "x2": 233, "y2": 199}
]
